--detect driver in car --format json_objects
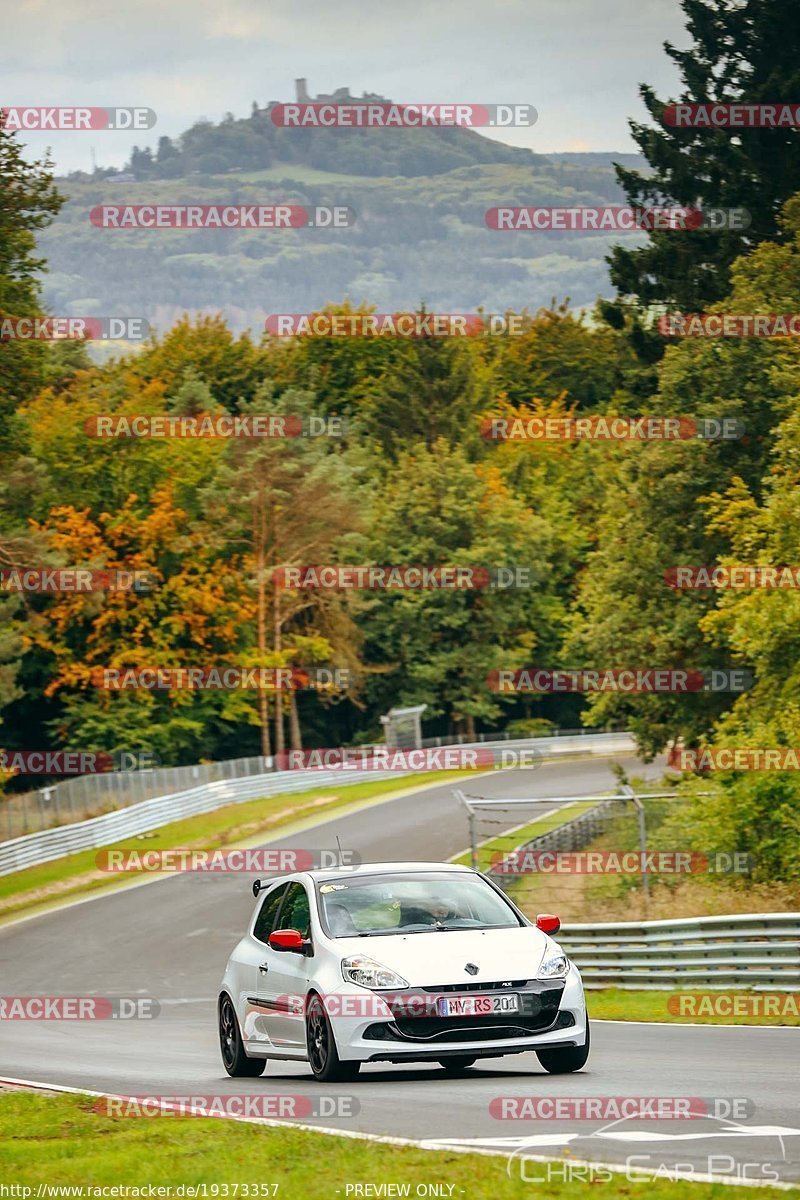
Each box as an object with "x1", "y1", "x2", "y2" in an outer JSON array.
[{"x1": 400, "y1": 895, "x2": 462, "y2": 927}]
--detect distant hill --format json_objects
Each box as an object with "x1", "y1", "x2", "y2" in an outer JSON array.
[
  {"x1": 100, "y1": 82, "x2": 545, "y2": 182},
  {"x1": 45, "y1": 89, "x2": 648, "y2": 334}
]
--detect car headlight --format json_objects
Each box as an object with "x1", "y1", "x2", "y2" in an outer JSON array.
[
  {"x1": 538, "y1": 953, "x2": 569, "y2": 979},
  {"x1": 341, "y1": 956, "x2": 409, "y2": 989}
]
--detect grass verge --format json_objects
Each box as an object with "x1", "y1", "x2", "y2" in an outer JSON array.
[
  {"x1": 0, "y1": 770, "x2": 474, "y2": 924},
  {"x1": 488, "y1": 785, "x2": 800, "y2": 923},
  {"x1": 0, "y1": 1090, "x2": 779, "y2": 1197},
  {"x1": 588, "y1": 988, "x2": 800, "y2": 1026}
]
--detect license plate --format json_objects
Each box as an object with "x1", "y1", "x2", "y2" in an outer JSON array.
[{"x1": 437, "y1": 994, "x2": 519, "y2": 1017}]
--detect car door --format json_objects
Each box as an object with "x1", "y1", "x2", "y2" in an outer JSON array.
[
  {"x1": 259, "y1": 880, "x2": 314, "y2": 1049},
  {"x1": 243, "y1": 881, "x2": 289, "y2": 1047}
]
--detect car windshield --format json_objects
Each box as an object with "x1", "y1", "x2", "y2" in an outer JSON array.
[{"x1": 316, "y1": 871, "x2": 523, "y2": 937}]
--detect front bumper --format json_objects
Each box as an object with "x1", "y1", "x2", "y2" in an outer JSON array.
[{"x1": 329, "y1": 965, "x2": 587, "y2": 1063}]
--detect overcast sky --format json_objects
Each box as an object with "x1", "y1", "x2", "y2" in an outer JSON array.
[{"x1": 5, "y1": 0, "x2": 687, "y2": 174}]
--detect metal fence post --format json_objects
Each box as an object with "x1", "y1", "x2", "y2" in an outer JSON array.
[
  {"x1": 468, "y1": 808, "x2": 477, "y2": 870},
  {"x1": 622, "y1": 784, "x2": 650, "y2": 911},
  {"x1": 40, "y1": 787, "x2": 51, "y2": 830},
  {"x1": 453, "y1": 790, "x2": 478, "y2": 870}
]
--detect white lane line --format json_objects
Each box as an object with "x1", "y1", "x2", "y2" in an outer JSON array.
[
  {"x1": 594, "y1": 1019, "x2": 800, "y2": 1031},
  {"x1": 1, "y1": 1075, "x2": 798, "y2": 1191},
  {"x1": 443, "y1": 1123, "x2": 800, "y2": 1147}
]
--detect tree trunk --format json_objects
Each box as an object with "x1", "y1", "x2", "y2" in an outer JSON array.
[
  {"x1": 288, "y1": 690, "x2": 302, "y2": 751},
  {"x1": 258, "y1": 692, "x2": 271, "y2": 758},
  {"x1": 273, "y1": 505, "x2": 285, "y2": 756},
  {"x1": 254, "y1": 487, "x2": 271, "y2": 757},
  {"x1": 465, "y1": 713, "x2": 476, "y2": 740}
]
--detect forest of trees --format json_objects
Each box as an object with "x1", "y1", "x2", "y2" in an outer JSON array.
[
  {"x1": 43, "y1": 153, "x2": 645, "y2": 326},
  {"x1": 2, "y1": 0, "x2": 800, "y2": 885}
]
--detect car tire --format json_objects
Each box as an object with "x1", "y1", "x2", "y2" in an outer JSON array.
[
  {"x1": 438, "y1": 1056, "x2": 476, "y2": 1073},
  {"x1": 536, "y1": 1018, "x2": 590, "y2": 1074},
  {"x1": 219, "y1": 994, "x2": 266, "y2": 1077},
  {"x1": 306, "y1": 993, "x2": 361, "y2": 1082}
]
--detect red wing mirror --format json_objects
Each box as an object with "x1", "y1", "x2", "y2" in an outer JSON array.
[
  {"x1": 269, "y1": 928, "x2": 307, "y2": 953},
  {"x1": 536, "y1": 913, "x2": 561, "y2": 935}
]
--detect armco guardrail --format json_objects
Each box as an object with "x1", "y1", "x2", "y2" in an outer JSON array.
[
  {"x1": 2, "y1": 726, "x2": 627, "y2": 840},
  {"x1": 0, "y1": 766, "x2": 390, "y2": 877},
  {"x1": 559, "y1": 913, "x2": 800, "y2": 991},
  {"x1": 2, "y1": 754, "x2": 275, "y2": 841},
  {"x1": 0, "y1": 731, "x2": 634, "y2": 877}
]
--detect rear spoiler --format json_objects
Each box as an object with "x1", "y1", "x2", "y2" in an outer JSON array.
[{"x1": 252, "y1": 877, "x2": 279, "y2": 898}]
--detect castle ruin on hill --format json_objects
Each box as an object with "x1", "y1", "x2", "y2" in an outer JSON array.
[{"x1": 266, "y1": 80, "x2": 387, "y2": 109}]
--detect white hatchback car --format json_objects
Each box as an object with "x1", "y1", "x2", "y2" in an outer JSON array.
[{"x1": 218, "y1": 861, "x2": 589, "y2": 1081}]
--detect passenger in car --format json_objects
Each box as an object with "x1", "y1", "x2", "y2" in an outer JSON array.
[{"x1": 326, "y1": 903, "x2": 360, "y2": 936}]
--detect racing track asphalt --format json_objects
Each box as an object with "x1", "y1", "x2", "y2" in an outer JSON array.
[{"x1": 1, "y1": 755, "x2": 798, "y2": 1187}]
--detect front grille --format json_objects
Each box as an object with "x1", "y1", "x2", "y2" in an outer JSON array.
[
  {"x1": 385, "y1": 985, "x2": 564, "y2": 1022},
  {"x1": 421, "y1": 979, "x2": 530, "y2": 993},
  {"x1": 363, "y1": 1003, "x2": 574, "y2": 1044}
]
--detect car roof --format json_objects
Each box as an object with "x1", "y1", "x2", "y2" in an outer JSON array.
[
  {"x1": 250, "y1": 862, "x2": 478, "y2": 898},
  {"x1": 308, "y1": 860, "x2": 475, "y2": 881}
]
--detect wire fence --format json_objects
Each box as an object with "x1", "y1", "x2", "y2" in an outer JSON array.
[
  {"x1": 0, "y1": 765, "x2": 396, "y2": 877},
  {"x1": 0, "y1": 732, "x2": 635, "y2": 869},
  {"x1": 0, "y1": 726, "x2": 625, "y2": 843},
  {"x1": 419, "y1": 727, "x2": 595, "y2": 747},
  {"x1": 456, "y1": 787, "x2": 732, "y2": 923},
  {"x1": 0, "y1": 755, "x2": 272, "y2": 841}
]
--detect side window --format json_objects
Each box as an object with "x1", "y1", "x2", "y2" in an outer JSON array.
[
  {"x1": 253, "y1": 883, "x2": 289, "y2": 944},
  {"x1": 276, "y1": 882, "x2": 311, "y2": 938}
]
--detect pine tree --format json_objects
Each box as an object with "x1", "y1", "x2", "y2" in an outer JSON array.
[
  {"x1": 360, "y1": 317, "x2": 490, "y2": 459},
  {"x1": 610, "y1": 0, "x2": 800, "y2": 310},
  {"x1": 0, "y1": 123, "x2": 63, "y2": 742},
  {"x1": 0, "y1": 123, "x2": 63, "y2": 420}
]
